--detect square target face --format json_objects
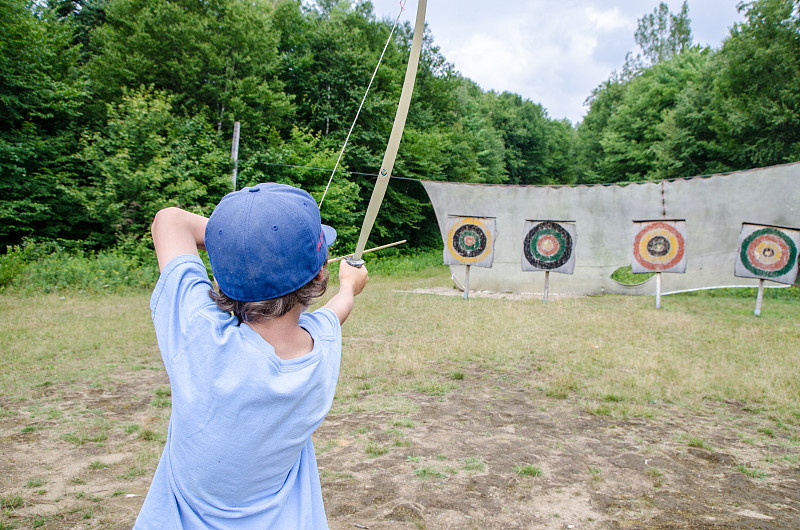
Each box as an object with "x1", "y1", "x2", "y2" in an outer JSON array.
[
  {"x1": 631, "y1": 219, "x2": 687, "y2": 274},
  {"x1": 521, "y1": 220, "x2": 576, "y2": 274},
  {"x1": 734, "y1": 223, "x2": 800, "y2": 285},
  {"x1": 443, "y1": 216, "x2": 496, "y2": 268}
]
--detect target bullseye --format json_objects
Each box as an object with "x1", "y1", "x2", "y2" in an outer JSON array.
[
  {"x1": 735, "y1": 223, "x2": 800, "y2": 313},
  {"x1": 521, "y1": 221, "x2": 576, "y2": 273},
  {"x1": 632, "y1": 221, "x2": 687, "y2": 273},
  {"x1": 453, "y1": 224, "x2": 487, "y2": 258},
  {"x1": 738, "y1": 226, "x2": 798, "y2": 279}
]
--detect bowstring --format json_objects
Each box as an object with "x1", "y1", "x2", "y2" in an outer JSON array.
[{"x1": 318, "y1": 0, "x2": 407, "y2": 210}]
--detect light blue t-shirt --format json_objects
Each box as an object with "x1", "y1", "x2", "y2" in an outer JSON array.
[{"x1": 135, "y1": 255, "x2": 341, "y2": 529}]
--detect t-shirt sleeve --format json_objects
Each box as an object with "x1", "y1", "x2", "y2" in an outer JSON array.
[
  {"x1": 150, "y1": 254, "x2": 215, "y2": 371},
  {"x1": 309, "y1": 307, "x2": 341, "y2": 339},
  {"x1": 302, "y1": 307, "x2": 342, "y2": 369}
]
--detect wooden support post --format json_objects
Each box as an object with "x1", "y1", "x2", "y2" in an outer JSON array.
[
  {"x1": 543, "y1": 271, "x2": 550, "y2": 304},
  {"x1": 754, "y1": 278, "x2": 765, "y2": 316},
  {"x1": 655, "y1": 272, "x2": 662, "y2": 309},
  {"x1": 464, "y1": 265, "x2": 471, "y2": 300}
]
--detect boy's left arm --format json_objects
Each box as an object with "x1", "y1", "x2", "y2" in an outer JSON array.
[
  {"x1": 151, "y1": 207, "x2": 209, "y2": 272},
  {"x1": 322, "y1": 261, "x2": 369, "y2": 325}
]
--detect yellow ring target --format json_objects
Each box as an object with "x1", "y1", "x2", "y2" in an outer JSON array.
[
  {"x1": 636, "y1": 227, "x2": 681, "y2": 265},
  {"x1": 446, "y1": 217, "x2": 493, "y2": 264}
]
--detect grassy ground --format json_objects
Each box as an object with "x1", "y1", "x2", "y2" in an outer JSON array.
[
  {"x1": 1, "y1": 258, "x2": 798, "y2": 528},
  {"x1": 3, "y1": 259, "x2": 798, "y2": 433},
  {"x1": 331, "y1": 264, "x2": 800, "y2": 424}
]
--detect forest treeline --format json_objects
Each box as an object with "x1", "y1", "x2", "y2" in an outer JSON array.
[{"x1": 2, "y1": 0, "x2": 799, "y2": 255}]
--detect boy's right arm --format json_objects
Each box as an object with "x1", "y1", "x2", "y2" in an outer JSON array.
[
  {"x1": 151, "y1": 207, "x2": 209, "y2": 272},
  {"x1": 323, "y1": 261, "x2": 369, "y2": 325}
]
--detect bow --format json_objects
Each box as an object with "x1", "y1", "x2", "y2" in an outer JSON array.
[{"x1": 347, "y1": 0, "x2": 428, "y2": 267}]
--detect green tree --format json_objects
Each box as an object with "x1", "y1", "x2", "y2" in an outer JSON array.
[
  {"x1": 79, "y1": 88, "x2": 229, "y2": 247},
  {"x1": 599, "y1": 48, "x2": 709, "y2": 182},
  {"x1": 653, "y1": 52, "x2": 732, "y2": 178},
  {"x1": 47, "y1": 0, "x2": 107, "y2": 54},
  {"x1": 88, "y1": 0, "x2": 293, "y2": 138},
  {"x1": 0, "y1": 0, "x2": 87, "y2": 247},
  {"x1": 658, "y1": 0, "x2": 800, "y2": 176},
  {"x1": 576, "y1": 1, "x2": 698, "y2": 183},
  {"x1": 274, "y1": 0, "x2": 392, "y2": 141},
  {"x1": 575, "y1": 75, "x2": 627, "y2": 183},
  {"x1": 482, "y1": 91, "x2": 576, "y2": 185},
  {"x1": 625, "y1": 1, "x2": 692, "y2": 74},
  {"x1": 709, "y1": 0, "x2": 799, "y2": 167},
  {"x1": 543, "y1": 118, "x2": 578, "y2": 184}
]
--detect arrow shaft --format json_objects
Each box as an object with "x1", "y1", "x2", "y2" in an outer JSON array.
[{"x1": 328, "y1": 240, "x2": 407, "y2": 263}]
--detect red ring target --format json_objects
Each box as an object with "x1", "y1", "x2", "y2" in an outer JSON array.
[
  {"x1": 633, "y1": 222, "x2": 685, "y2": 271},
  {"x1": 538, "y1": 235, "x2": 558, "y2": 255}
]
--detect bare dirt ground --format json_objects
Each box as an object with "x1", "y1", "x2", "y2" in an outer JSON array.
[{"x1": 1, "y1": 363, "x2": 798, "y2": 529}]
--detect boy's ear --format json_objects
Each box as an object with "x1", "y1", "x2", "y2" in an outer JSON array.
[{"x1": 316, "y1": 268, "x2": 326, "y2": 281}]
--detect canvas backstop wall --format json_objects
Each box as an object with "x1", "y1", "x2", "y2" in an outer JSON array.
[{"x1": 421, "y1": 162, "x2": 800, "y2": 295}]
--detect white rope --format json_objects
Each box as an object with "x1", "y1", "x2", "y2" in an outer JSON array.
[{"x1": 318, "y1": 0, "x2": 407, "y2": 210}]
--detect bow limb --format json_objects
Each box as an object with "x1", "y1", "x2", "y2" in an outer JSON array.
[{"x1": 347, "y1": 0, "x2": 427, "y2": 266}]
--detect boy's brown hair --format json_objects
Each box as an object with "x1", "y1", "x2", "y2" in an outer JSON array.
[{"x1": 210, "y1": 264, "x2": 329, "y2": 323}]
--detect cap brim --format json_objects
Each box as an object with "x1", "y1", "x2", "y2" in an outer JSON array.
[{"x1": 322, "y1": 224, "x2": 337, "y2": 247}]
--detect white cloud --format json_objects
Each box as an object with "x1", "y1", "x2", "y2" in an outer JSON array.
[
  {"x1": 585, "y1": 6, "x2": 632, "y2": 31},
  {"x1": 361, "y1": 0, "x2": 744, "y2": 122}
]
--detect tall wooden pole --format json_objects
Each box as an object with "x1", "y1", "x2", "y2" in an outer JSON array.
[
  {"x1": 655, "y1": 272, "x2": 662, "y2": 309},
  {"x1": 543, "y1": 271, "x2": 550, "y2": 304},
  {"x1": 231, "y1": 121, "x2": 241, "y2": 191},
  {"x1": 754, "y1": 278, "x2": 765, "y2": 316}
]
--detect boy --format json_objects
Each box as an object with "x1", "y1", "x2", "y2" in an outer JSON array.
[{"x1": 135, "y1": 183, "x2": 369, "y2": 529}]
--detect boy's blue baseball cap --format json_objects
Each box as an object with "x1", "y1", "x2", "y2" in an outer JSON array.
[{"x1": 205, "y1": 183, "x2": 336, "y2": 301}]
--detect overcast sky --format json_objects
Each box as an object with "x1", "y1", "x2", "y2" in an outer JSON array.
[{"x1": 366, "y1": 0, "x2": 744, "y2": 123}]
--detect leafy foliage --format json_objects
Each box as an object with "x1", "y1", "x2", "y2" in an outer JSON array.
[
  {"x1": 0, "y1": 0, "x2": 88, "y2": 246},
  {"x1": 78, "y1": 88, "x2": 230, "y2": 247},
  {"x1": 88, "y1": 0, "x2": 293, "y2": 138},
  {"x1": 699, "y1": 0, "x2": 800, "y2": 169},
  {"x1": 627, "y1": 0, "x2": 693, "y2": 72}
]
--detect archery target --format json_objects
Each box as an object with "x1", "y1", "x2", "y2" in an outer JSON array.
[
  {"x1": 735, "y1": 224, "x2": 800, "y2": 285},
  {"x1": 521, "y1": 221, "x2": 576, "y2": 274},
  {"x1": 631, "y1": 220, "x2": 687, "y2": 273},
  {"x1": 443, "y1": 216, "x2": 496, "y2": 267}
]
